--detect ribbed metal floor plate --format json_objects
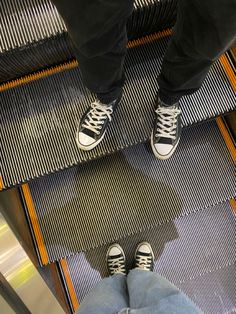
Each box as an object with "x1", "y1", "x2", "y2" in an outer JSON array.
[
  {"x1": 1, "y1": 34, "x2": 236, "y2": 189},
  {"x1": 24, "y1": 121, "x2": 235, "y2": 263},
  {"x1": 62, "y1": 201, "x2": 236, "y2": 313}
]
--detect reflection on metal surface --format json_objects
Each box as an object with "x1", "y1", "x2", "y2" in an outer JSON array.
[{"x1": 0, "y1": 211, "x2": 64, "y2": 314}]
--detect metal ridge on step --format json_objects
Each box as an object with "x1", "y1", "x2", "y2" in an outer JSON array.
[
  {"x1": 1, "y1": 34, "x2": 236, "y2": 190},
  {"x1": 21, "y1": 121, "x2": 235, "y2": 264}
]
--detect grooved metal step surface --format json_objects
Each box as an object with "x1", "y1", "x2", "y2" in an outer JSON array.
[
  {"x1": 61, "y1": 201, "x2": 236, "y2": 314},
  {"x1": 0, "y1": 0, "x2": 177, "y2": 82},
  {"x1": 0, "y1": 0, "x2": 70, "y2": 82},
  {"x1": 23, "y1": 121, "x2": 235, "y2": 263},
  {"x1": 127, "y1": 0, "x2": 177, "y2": 39},
  {"x1": 1, "y1": 34, "x2": 236, "y2": 189},
  {"x1": 0, "y1": 0, "x2": 66, "y2": 52},
  {"x1": 179, "y1": 263, "x2": 236, "y2": 314}
]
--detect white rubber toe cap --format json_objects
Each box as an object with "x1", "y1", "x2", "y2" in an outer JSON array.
[
  {"x1": 109, "y1": 246, "x2": 122, "y2": 256},
  {"x1": 77, "y1": 132, "x2": 95, "y2": 147},
  {"x1": 154, "y1": 143, "x2": 173, "y2": 156},
  {"x1": 138, "y1": 244, "x2": 151, "y2": 254}
]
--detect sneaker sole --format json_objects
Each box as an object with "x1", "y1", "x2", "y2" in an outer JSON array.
[
  {"x1": 75, "y1": 130, "x2": 106, "y2": 151},
  {"x1": 150, "y1": 131, "x2": 180, "y2": 160}
]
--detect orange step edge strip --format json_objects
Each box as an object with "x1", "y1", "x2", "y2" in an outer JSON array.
[
  {"x1": 0, "y1": 176, "x2": 4, "y2": 191},
  {"x1": 229, "y1": 199, "x2": 236, "y2": 214},
  {"x1": 127, "y1": 28, "x2": 172, "y2": 48},
  {"x1": 21, "y1": 183, "x2": 49, "y2": 265},
  {"x1": 216, "y1": 117, "x2": 236, "y2": 164},
  {"x1": 60, "y1": 259, "x2": 79, "y2": 312},
  {"x1": 0, "y1": 29, "x2": 172, "y2": 92},
  {"x1": 219, "y1": 54, "x2": 236, "y2": 91},
  {"x1": 0, "y1": 60, "x2": 78, "y2": 92}
]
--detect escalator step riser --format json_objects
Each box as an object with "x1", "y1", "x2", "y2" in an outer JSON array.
[{"x1": 0, "y1": 0, "x2": 66, "y2": 52}]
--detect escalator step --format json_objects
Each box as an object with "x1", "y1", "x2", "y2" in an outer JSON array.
[
  {"x1": 60, "y1": 200, "x2": 236, "y2": 313},
  {"x1": 22, "y1": 121, "x2": 235, "y2": 264},
  {"x1": 1, "y1": 34, "x2": 235, "y2": 189}
]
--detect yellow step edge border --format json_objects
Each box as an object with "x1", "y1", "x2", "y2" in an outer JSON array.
[
  {"x1": 0, "y1": 29, "x2": 172, "y2": 93},
  {"x1": 127, "y1": 28, "x2": 172, "y2": 48},
  {"x1": 216, "y1": 117, "x2": 236, "y2": 164},
  {"x1": 0, "y1": 30, "x2": 234, "y2": 94},
  {"x1": 0, "y1": 60, "x2": 78, "y2": 92},
  {"x1": 60, "y1": 259, "x2": 79, "y2": 312},
  {"x1": 0, "y1": 176, "x2": 4, "y2": 191},
  {"x1": 229, "y1": 199, "x2": 236, "y2": 215},
  {"x1": 21, "y1": 183, "x2": 49, "y2": 265},
  {"x1": 220, "y1": 54, "x2": 236, "y2": 91}
]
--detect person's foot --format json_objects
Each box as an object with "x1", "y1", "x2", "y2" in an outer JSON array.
[
  {"x1": 106, "y1": 244, "x2": 127, "y2": 276},
  {"x1": 76, "y1": 96, "x2": 121, "y2": 151},
  {"x1": 151, "y1": 97, "x2": 181, "y2": 160},
  {"x1": 135, "y1": 242, "x2": 154, "y2": 271}
]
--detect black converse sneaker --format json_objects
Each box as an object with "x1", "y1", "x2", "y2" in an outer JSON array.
[
  {"x1": 135, "y1": 242, "x2": 154, "y2": 271},
  {"x1": 106, "y1": 244, "x2": 127, "y2": 276},
  {"x1": 151, "y1": 98, "x2": 181, "y2": 160},
  {"x1": 76, "y1": 97, "x2": 121, "y2": 151}
]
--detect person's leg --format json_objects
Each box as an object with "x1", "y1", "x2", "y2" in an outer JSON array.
[
  {"x1": 158, "y1": 0, "x2": 236, "y2": 102},
  {"x1": 126, "y1": 242, "x2": 202, "y2": 314},
  {"x1": 77, "y1": 274, "x2": 128, "y2": 314},
  {"x1": 127, "y1": 270, "x2": 202, "y2": 314},
  {"x1": 151, "y1": 0, "x2": 236, "y2": 160},
  {"x1": 77, "y1": 243, "x2": 129, "y2": 314},
  {"x1": 52, "y1": 0, "x2": 134, "y2": 150},
  {"x1": 52, "y1": 0, "x2": 133, "y2": 103}
]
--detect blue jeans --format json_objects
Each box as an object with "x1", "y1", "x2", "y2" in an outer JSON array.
[{"x1": 77, "y1": 269, "x2": 202, "y2": 314}]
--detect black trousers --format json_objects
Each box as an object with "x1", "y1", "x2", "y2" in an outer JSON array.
[{"x1": 53, "y1": 0, "x2": 236, "y2": 105}]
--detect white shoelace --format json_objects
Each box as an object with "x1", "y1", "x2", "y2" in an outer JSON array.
[
  {"x1": 155, "y1": 106, "x2": 181, "y2": 140},
  {"x1": 108, "y1": 256, "x2": 125, "y2": 274},
  {"x1": 82, "y1": 101, "x2": 113, "y2": 135},
  {"x1": 136, "y1": 255, "x2": 152, "y2": 270}
]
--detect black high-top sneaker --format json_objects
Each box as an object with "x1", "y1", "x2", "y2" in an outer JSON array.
[
  {"x1": 106, "y1": 244, "x2": 127, "y2": 276},
  {"x1": 151, "y1": 97, "x2": 181, "y2": 160},
  {"x1": 76, "y1": 95, "x2": 121, "y2": 151},
  {"x1": 135, "y1": 242, "x2": 154, "y2": 271}
]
